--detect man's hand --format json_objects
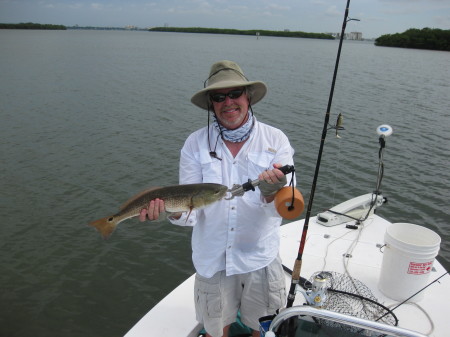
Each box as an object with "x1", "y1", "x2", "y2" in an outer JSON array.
[
  {"x1": 258, "y1": 163, "x2": 287, "y2": 202},
  {"x1": 139, "y1": 198, "x2": 166, "y2": 221},
  {"x1": 139, "y1": 199, "x2": 182, "y2": 221}
]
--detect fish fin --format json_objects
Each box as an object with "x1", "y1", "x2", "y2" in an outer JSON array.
[
  {"x1": 89, "y1": 216, "x2": 118, "y2": 240},
  {"x1": 185, "y1": 207, "x2": 193, "y2": 224},
  {"x1": 120, "y1": 187, "x2": 161, "y2": 210},
  {"x1": 184, "y1": 194, "x2": 197, "y2": 224}
]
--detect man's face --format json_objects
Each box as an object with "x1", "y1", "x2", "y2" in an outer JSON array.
[{"x1": 210, "y1": 87, "x2": 249, "y2": 130}]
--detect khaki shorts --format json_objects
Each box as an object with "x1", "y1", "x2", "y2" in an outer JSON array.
[{"x1": 194, "y1": 256, "x2": 286, "y2": 337}]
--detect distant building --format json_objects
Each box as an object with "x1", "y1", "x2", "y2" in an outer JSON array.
[
  {"x1": 329, "y1": 32, "x2": 344, "y2": 39},
  {"x1": 329, "y1": 32, "x2": 363, "y2": 40},
  {"x1": 348, "y1": 32, "x2": 363, "y2": 40}
]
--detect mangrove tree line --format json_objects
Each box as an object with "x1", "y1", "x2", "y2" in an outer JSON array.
[
  {"x1": 0, "y1": 23, "x2": 66, "y2": 30},
  {"x1": 149, "y1": 27, "x2": 334, "y2": 40},
  {"x1": 375, "y1": 28, "x2": 449, "y2": 51}
]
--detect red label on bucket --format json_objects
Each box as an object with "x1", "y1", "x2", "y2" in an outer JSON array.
[{"x1": 407, "y1": 261, "x2": 433, "y2": 275}]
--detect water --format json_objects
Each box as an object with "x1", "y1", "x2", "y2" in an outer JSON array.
[{"x1": 1, "y1": 30, "x2": 449, "y2": 337}]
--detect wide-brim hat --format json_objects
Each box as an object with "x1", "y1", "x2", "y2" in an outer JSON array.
[{"x1": 191, "y1": 60, "x2": 268, "y2": 110}]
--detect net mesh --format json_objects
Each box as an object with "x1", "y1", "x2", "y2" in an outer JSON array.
[{"x1": 307, "y1": 271, "x2": 397, "y2": 334}]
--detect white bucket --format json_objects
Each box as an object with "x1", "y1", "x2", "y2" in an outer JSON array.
[{"x1": 378, "y1": 223, "x2": 441, "y2": 302}]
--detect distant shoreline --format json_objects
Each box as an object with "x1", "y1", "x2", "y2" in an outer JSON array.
[
  {"x1": 149, "y1": 27, "x2": 335, "y2": 40},
  {"x1": 2, "y1": 24, "x2": 448, "y2": 51},
  {"x1": 0, "y1": 23, "x2": 66, "y2": 30},
  {"x1": 0, "y1": 23, "x2": 335, "y2": 40}
]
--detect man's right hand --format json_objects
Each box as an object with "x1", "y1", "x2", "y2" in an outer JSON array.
[
  {"x1": 139, "y1": 198, "x2": 166, "y2": 221},
  {"x1": 139, "y1": 199, "x2": 183, "y2": 221}
]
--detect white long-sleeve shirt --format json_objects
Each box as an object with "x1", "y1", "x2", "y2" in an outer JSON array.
[{"x1": 170, "y1": 118, "x2": 295, "y2": 278}]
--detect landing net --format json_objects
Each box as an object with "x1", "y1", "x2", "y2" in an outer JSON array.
[{"x1": 307, "y1": 271, "x2": 398, "y2": 332}]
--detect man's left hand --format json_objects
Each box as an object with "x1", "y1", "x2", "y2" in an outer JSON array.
[{"x1": 258, "y1": 163, "x2": 287, "y2": 201}]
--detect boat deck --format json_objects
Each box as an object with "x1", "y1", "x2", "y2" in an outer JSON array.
[
  {"x1": 125, "y1": 214, "x2": 450, "y2": 337},
  {"x1": 280, "y1": 215, "x2": 449, "y2": 337}
]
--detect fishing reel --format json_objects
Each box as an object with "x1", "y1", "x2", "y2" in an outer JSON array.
[{"x1": 296, "y1": 272, "x2": 330, "y2": 307}]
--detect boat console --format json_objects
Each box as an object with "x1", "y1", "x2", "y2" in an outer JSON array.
[{"x1": 316, "y1": 193, "x2": 386, "y2": 227}]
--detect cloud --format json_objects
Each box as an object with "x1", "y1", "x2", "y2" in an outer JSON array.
[
  {"x1": 266, "y1": 4, "x2": 290, "y2": 11},
  {"x1": 0, "y1": 0, "x2": 447, "y2": 36},
  {"x1": 325, "y1": 5, "x2": 341, "y2": 17},
  {"x1": 90, "y1": 3, "x2": 102, "y2": 10},
  {"x1": 434, "y1": 14, "x2": 450, "y2": 27},
  {"x1": 68, "y1": 3, "x2": 83, "y2": 9}
]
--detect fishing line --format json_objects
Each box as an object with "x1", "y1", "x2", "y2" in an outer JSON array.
[
  {"x1": 319, "y1": 227, "x2": 355, "y2": 272},
  {"x1": 330, "y1": 136, "x2": 343, "y2": 206},
  {"x1": 286, "y1": 0, "x2": 357, "y2": 308},
  {"x1": 378, "y1": 271, "x2": 449, "y2": 321},
  {"x1": 324, "y1": 130, "x2": 389, "y2": 226},
  {"x1": 325, "y1": 113, "x2": 345, "y2": 205},
  {"x1": 386, "y1": 302, "x2": 434, "y2": 335},
  {"x1": 352, "y1": 271, "x2": 449, "y2": 335}
]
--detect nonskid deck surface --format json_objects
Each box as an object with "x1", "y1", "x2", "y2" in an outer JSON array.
[
  {"x1": 280, "y1": 215, "x2": 450, "y2": 337},
  {"x1": 125, "y1": 215, "x2": 450, "y2": 337}
]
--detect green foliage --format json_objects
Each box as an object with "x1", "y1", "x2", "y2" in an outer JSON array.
[
  {"x1": 0, "y1": 22, "x2": 66, "y2": 30},
  {"x1": 149, "y1": 27, "x2": 334, "y2": 40},
  {"x1": 375, "y1": 28, "x2": 449, "y2": 51}
]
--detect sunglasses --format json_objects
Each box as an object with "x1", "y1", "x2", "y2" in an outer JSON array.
[{"x1": 210, "y1": 89, "x2": 245, "y2": 103}]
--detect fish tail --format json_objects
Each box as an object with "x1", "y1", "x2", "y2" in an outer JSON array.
[{"x1": 89, "y1": 216, "x2": 118, "y2": 240}]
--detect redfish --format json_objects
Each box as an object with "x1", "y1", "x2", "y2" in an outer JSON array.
[{"x1": 89, "y1": 183, "x2": 228, "y2": 239}]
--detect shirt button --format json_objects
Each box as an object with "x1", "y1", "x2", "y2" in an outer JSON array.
[
  {"x1": 231, "y1": 206, "x2": 236, "y2": 210},
  {"x1": 231, "y1": 228, "x2": 234, "y2": 231},
  {"x1": 228, "y1": 246, "x2": 231, "y2": 249}
]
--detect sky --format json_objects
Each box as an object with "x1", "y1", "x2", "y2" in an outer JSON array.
[{"x1": 0, "y1": 0, "x2": 449, "y2": 39}]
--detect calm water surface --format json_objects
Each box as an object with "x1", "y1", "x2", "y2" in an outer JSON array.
[{"x1": 1, "y1": 30, "x2": 449, "y2": 337}]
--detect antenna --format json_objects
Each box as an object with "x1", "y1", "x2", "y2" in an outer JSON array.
[{"x1": 377, "y1": 124, "x2": 393, "y2": 138}]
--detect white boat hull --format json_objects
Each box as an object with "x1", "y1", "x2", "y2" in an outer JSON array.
[{"x1": 125, "y1": 213, "x2": 450, "y2": 336}]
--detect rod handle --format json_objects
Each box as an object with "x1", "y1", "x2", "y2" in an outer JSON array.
[{"x1": 279, "y1": 164, "x2": 295, "y2": 175}]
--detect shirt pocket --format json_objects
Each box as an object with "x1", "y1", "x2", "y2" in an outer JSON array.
[
  {"x1": 198, "y1": 150, "x2": 223, "y2": 184},
  {"x1": 247, "y1": 151, "x2": 276, "y2": 176},
  {"x1": 244, "y1": 151, "x2": 276, "y2": 204}
]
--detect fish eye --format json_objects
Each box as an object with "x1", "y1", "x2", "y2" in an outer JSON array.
[{"x1": 108, "y1": 217, "x2": 114, "y2": 222}]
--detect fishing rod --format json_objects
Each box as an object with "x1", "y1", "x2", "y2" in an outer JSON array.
[
  {"x1": 286, "y1": 0, "x2": 358, "y2": 308},
  {"x1": 376, "y1": 271, "x2": 449, "y2": 323}
]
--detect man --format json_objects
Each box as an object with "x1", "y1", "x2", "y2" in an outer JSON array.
[{"x1": 140, "y1": 60, "x2": 295, "y2": 337}]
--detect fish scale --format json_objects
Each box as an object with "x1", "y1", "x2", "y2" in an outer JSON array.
[{"x1": 89, "y1": 183, "x2": 228, "y2": 239}]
